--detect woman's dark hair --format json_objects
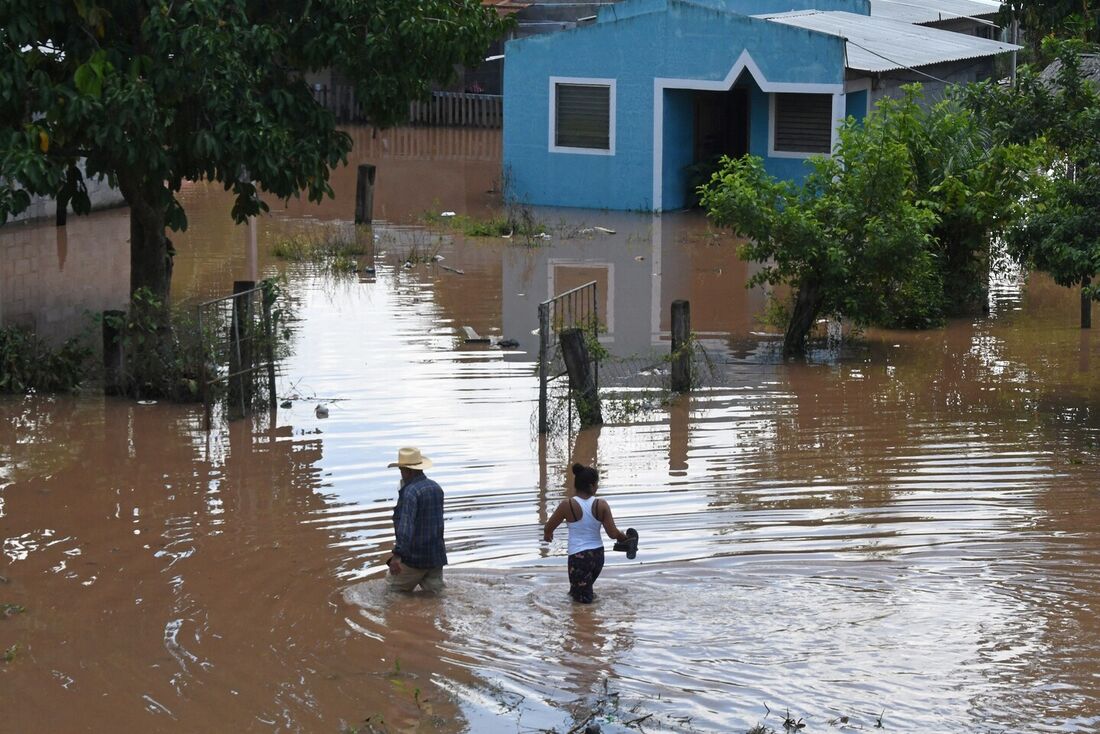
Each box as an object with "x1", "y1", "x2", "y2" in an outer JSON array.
[{"x1": 572, "y1": 463, "x2": 599, "y2": 493}]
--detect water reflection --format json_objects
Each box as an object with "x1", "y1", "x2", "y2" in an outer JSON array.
[{"x1": 3, "y1": 127, "x2": 1100, "y2": 732}]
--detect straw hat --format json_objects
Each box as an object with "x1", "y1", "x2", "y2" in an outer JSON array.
[{"x1": 387, "y1": 447, "x2": 433, "y2": 470}]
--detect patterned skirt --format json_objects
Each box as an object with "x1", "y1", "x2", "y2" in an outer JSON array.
[{"x1": 567, "y1": 547, "x2": 605, "y2": 603}]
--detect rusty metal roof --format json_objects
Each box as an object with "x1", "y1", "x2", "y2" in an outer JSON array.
[
  {"x1": 759, "y1": 10, "x2": 1020, "y2": 72},
  {"x1": 481, "y1": 0, "x2": 532, "y2": 16}
]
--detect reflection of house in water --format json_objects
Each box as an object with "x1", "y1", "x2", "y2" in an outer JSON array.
[
  {"x1": 0, "y1": 208, "x2": 130, "y2": 343},
  {"x1": 502, "y1": 211, "x2": 768, "y2": 361}
]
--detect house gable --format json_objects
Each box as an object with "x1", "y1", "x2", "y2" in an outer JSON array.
[{"x1": 504, "y1": 1, "x2": 846, "y2": 210}]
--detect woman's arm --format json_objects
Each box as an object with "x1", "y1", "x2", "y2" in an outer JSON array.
[
  {"x1": 543, "y1": 501, "x2": 569, "y2": 541},
  {"x1": 596, "y1": 500, "x2": 627, "y2": 542}
]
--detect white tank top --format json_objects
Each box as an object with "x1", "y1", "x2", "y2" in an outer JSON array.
[{"x1": 567, "y1": 495, "x2": 604, "y2": 555}]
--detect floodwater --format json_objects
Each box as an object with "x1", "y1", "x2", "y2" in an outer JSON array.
[{"x1": 3, "y1": 127, "x2": 1100, "y2": 733}]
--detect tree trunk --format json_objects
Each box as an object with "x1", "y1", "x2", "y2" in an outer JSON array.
[
  {"x1": 783, "y1": 276, "x2": 824, "y2": 359},
  {"x1": 118, "y1": 174, "x2": 173, "y2": 303}
]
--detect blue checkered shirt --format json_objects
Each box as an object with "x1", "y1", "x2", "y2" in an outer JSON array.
[{"x1": 392, "y1": 474, "x2": 448, "y2": 569}]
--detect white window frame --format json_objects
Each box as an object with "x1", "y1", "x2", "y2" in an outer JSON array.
[
  {"x1": 548, "y1": 76, "x2": 616, "y2": 156},
  {"x1": 768, "y1": 91, "x2": 843, "y2": 159}
]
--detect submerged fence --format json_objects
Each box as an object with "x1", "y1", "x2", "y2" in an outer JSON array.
[
  {"x1": 311, "y1": 85, "x2": 503, "y2": 128},
  {"x1": 196, "y1": 280, "x2": 278, "y2": 429},
  {"x1": 538, "y1": 281, "x2": 600, "y2": 434}
]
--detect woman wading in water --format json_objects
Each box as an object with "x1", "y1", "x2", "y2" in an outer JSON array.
[{"x1": 543, "y1": 463, "x2": 630, "y2": 603}]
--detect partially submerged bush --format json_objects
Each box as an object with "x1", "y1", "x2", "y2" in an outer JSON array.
[
  {"x1": 271, "y1": 226, "x2": 368, "y2": 262},
  {"x1": 0, "y1": 326, "x2": 91, "y2": 394}
]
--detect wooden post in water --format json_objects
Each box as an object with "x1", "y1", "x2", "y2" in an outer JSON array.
[
  {"x1": 671, "y1": 299, "x2": 691, "y2": 393},
  {"x1": 228, "y1": 280, "x2": 255, "y2": 420},
  {"x1": 560, "y1": 327, "x2": 602, "y2": 427},
  {"x1": 102, "y1": 309, "x2": 125, "y2": 395},
  {"x1": 355, "y1": 164, "x2": 376, "y2": 225},
  {"x1": 538, "y1": 303, "x2": 550, "y2": 434},
  {"x1": 262, "y1": 282, "x2": 277, "y2": 415},
  {"x1": 1082, "y1": 276, "x2": 1092, "y2": 329}
]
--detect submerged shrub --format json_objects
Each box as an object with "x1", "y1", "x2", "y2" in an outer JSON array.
[{"x1": 0, "y1": 326, "x2": 91, "y2": 394}]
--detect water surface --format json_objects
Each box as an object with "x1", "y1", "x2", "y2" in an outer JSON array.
[{"x1": 3, "y1": 127, "x2": 1100, "y2": 733}]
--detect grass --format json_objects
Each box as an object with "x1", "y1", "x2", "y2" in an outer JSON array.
[
  {"x1": 271, "y1": 226, "x2": 369, "y2": 262},
  {"x1": 422, "y1": 209, "x2": 546, "y2": 241}
]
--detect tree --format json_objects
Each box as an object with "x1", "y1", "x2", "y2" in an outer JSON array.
[
  {"x1": 963, "y1": 40, "x2": 1100, "y2": 327},
  {"x1": 699, "y1": 110, "x2": 938, "y2": 358},
  {"x1": 1000, "y1": 1, "x2": 1099, "y2": 56},
  {"x1": 0, "y1": 0, "x2": 507, "y2": 303},
  {"x1": 700, "y1": 88, "x2": 1037, "y2": 357}
]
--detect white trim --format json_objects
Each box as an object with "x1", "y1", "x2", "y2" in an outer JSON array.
[
  {"x1": 548, "y1": 76, "x2": 617, "y2": 156},
  {"x1": 830, "y1": 92, "x2": 846, "y2": 152},
  {"x1": 651, "y1": 50, "x2": 843, "y2": 209}
]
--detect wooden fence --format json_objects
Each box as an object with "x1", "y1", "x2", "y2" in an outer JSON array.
[{"x1": 312, "y1": 85, "x2": 503, "y2": 129}]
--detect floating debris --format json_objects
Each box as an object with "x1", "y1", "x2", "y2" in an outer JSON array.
[
  {"x1": 462, "y1": 326, "x2": 491, "y2": 344},
  {"x1": 315, "y1": 404, "x2": 329, "y2": 419},
  {"x1": 497, "y1": 338, "x2": 520, "y2": 349},
  {"x1": 280, "y1": 400, "x2": 292, "y2": 409},
  {"x1": 440, "y1": 211, "x2": 456, "y2": 217},
  {"x1": 593, "y1": 226, "x2": 616, "y2": 234},
  {"x1": 439, "y1": 264, "x2": 465, "y2": 275}
]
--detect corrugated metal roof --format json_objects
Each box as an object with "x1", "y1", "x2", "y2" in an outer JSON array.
[
  {"x1": 868, "y1": 0, "x2": 1000, "y2": 25},
  {"x1": 759, "y1": 10, "x2": 1020, "y2": 72}
]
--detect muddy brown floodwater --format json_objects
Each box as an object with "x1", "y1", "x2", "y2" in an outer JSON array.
[{"x1": 3, "y1": 127, "x2": 1100, "y2": 733}]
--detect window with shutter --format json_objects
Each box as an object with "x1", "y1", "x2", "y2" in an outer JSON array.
[
  {"x1": 553, "y1": 82, "x2": 612, "y2": 152},
  {"x1": 773, "y1": 93, "x2": 832, "y2": 154}
]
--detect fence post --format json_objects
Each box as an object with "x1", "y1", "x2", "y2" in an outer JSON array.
[
  {"x1": 198, "y1": 306, "x2": 212, "y2": 430},
  {"x1": 262, "y1": 284, "x2": 277, "y2": 415},
  {"x1": 560, "y1": 327, "x2": 603, "y2": 427},
  {"x1": 538, "y1": 302, "x2": 550, "y2": 434},
  {"x1": 229, "y1": 280, "x2": 255, "y2": 420},
  {"x1": 102, "y1": 309, "x2": 125, "y2": 395},
  {"x1": 671, "y1": 299, "x2": 691, "y2": 393},
  {"x1": 355, "y1": 163, "x2": 376, "y2": 224}
]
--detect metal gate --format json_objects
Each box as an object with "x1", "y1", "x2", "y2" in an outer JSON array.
[{"x1": 537, "y1": 281, "x2": 599, "y2": 433}]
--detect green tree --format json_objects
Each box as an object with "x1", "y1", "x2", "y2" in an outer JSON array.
[
  {"x1": 1000, "y1": 1, "x2": 1099, "y2": 56},
  {"x1": 899, "y1": 88, "x2": 1039, "y2": 317},
  {"x1": 964, "y1": 40, "x2": 1100, "y2": 327},
  {"x1": 700, "y1": 88, "x2": 1036, "y2": 357},
  {"x1": 0, "y1": 0, "x2": 507, "y2": 303},
  {"x1": 699, "y1": 113, "x2": 938, "y2": 358}
]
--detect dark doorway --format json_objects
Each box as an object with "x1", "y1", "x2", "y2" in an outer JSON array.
[
  {"x1": 694, "y1": 87, "x2": 749, "y2": 163},
  {"x1": 687, "y1": 88, "x2": 749, "y2": 205}
]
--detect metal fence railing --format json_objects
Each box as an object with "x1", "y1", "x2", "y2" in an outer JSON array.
[
  {"x1": 196, "y1": 280, "x2": 278, "y2": 429},
  {"x1": 537, "y1": 281, "x2": 599, "y2": 434},
  {"x1": 310, "y1": 85, "x2": 503, "y2": 128}
]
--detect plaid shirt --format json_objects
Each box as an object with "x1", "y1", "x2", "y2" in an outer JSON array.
[{"x1": 392, "y1": 474, "x2": 448, "y2": 569}]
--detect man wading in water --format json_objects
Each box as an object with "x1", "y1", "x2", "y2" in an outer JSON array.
[{"x1": 387, "y1": 447, "x2": 447, "y2": 593}]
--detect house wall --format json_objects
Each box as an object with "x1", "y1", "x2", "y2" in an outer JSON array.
[
  {"x1": 504, "y1": 1, "x2": 846, "y2": 211},
  {"x1": 870, "y1": 56, "x2": 996, "y2": 105}
]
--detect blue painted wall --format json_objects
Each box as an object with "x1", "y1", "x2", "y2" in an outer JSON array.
[
  {"x1": 503, "y1": 0, "x2": 846, "y2": 210},
  {"x1": 845, "y1": 89, "x2": 869, "y2": 121},
  {"x1": 662, "y1": 89, "x2": 695, "y2": 209}
]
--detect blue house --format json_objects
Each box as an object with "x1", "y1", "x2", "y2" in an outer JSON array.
[{"x1": 502, "y1": 0, "x2": 1018, "y2": 211}]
